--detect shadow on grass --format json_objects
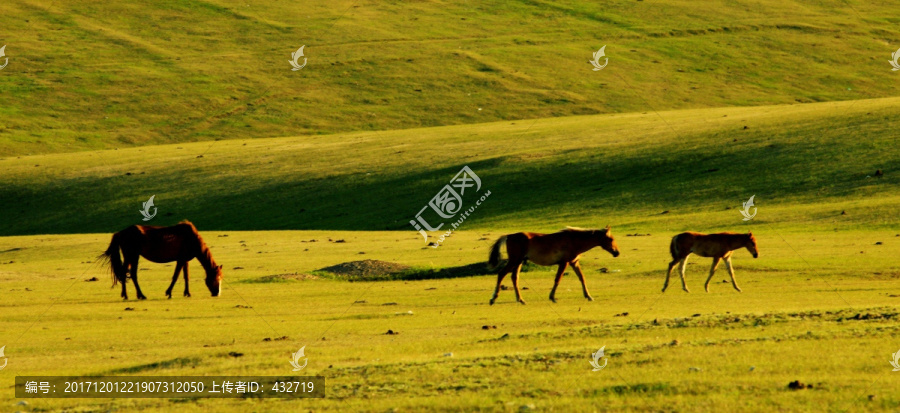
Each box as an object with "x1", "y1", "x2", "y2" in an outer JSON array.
[
  {"x1": 106, "y1": 357, "x2": 202, "y2": 374},
  {"x1": 314, "y1": 260, "x2": 539, "y2": 282}
]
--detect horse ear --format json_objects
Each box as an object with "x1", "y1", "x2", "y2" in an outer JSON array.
[{"x1": 605, "y1": 224, "x2": 612, "y2": 235}]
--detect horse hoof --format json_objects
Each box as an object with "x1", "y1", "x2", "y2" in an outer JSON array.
[
  {"x1": 489, "y1": 299, "x2": 495, "y2": 306},
  {"x1": 518, "y1": 300, "x2": 527, "y2": 305},
  {"x1": 166, "y1": 295, "x2": 172, "y2": 299},
  {"x1": 586, "y1": 296, "x2": 594, "y2": 302},
  {"x1": 184, "y1": 293, "x2": 191, "y2": 298}
]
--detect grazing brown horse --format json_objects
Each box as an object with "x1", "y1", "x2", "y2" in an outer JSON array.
[
  {"x1": 662, "y1": 232, "x2": 758, "y2": 293},
  {"x1": 487, "y1": 226, "x2": 620, "y2": 305},
  {"x1": 101, "y1": 221, "x2": 223, "y2": 300}
]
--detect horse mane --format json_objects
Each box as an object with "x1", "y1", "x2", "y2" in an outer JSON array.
[
  {"x1": 562, "y1": 226, "x2": 607, "y2": 234},
  {"x1": 179, "y1": 221, "x2": 217, "y2": 268}
]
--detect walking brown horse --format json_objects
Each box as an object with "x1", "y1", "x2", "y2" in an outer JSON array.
[
  {"x1": 100, "y1": 221, "x2": 223, "y2": 300},
  {"x1": 662, "y1": 231, "x2": 758, "y2": 293},
  {"x1": 487, "y1": 226, "x2": 620, "y2": 304}
]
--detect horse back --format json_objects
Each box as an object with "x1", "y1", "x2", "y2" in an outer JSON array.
[{"x1": 120, "y1": 222, "x2": 205, "y2": 263}]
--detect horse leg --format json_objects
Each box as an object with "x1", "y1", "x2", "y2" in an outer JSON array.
[
  {"x1": 571, "y1": 261, "x2": 593, "y2": 301},
  {"x1": 548, "y1": 262, "x2": 569, "y2": 303},
  {"x1": 182, "y1": 262, "x2": 191, "y2": 297},
  {"x1": 120, "y1": 262, "x2": 130, "y2": 300},
  {"x1": 128, "y1": 256, "x2": 147, "y2": 300},
  {"x1": 725, "y1": 257, "x2": 742, "y2": 292},
  {"x1": 704, "y1": 257, "x2": 722, "y2": 292},
  {"x1": 679, "y1": 256, "x2": 690, "y2": 293},
  {"x1": 490, "y1": 260, "x2": 516, "y2": 305},
  {"x1": 663, "y1": 260, "x2": 679, "y2": 292},
  {"x1": 510, "y1": 261, "x2": 526, "y2": 305},
  {"x1": 166, "y1": 262, "x2": 183, "y2": 299}
]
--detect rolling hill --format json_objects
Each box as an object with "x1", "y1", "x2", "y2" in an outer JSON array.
[
  {"x1": 1, "y1": 97, "x2": 898, "y2": 236},
  {"x1": 1, "y1": 0, "x2": 899, "y2": 155}
]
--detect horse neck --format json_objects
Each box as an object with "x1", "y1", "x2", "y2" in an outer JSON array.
[
  {"x1": 574, "y1": 233, "x2": 604, "y2": 254},
  {"x1": 725, "y1": 234, "x2": 748, "y2": 251},
  {"x1": 195, "y1": 243, "x2": 217, "y2": 273}
]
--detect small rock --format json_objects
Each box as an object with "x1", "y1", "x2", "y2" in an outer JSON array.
[
  {"x1": 385, "y1": 329, "x2": 399, "y2": 335},
  {"x1": 614, "y1": 312, "x2": 629, "y2": 317},
  {"x1": 788, "y1": 380, "x2": 809, "y2": 390},
  {"x1": 670, "y1": 339, "x2": 680, "y2": 346},
  {"x1": 228, "y1": 352, "x2": 243, "y2": 358},
  {"x1": 499, "y1": 333, "x2": 510, "y2": 340},
  {"x1": 689, "y1": 367, "x2": 701, "y2": 372},
  {"x1": 124, "y1": 307, "x2": 135, "y2": 311},
  {"x1": 443, "y1": 352, "x2": 453, "y2": 357},
  {"x1": 84, "y1": 277, "x2": 99, "y2": 282}
]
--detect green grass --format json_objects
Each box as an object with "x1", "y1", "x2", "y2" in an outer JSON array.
[
  {"x1": 1, "y1": 0, "x2": 900, "y2": 155},
  {"x1": 1, "y1": 97, "x2": 899, "y2": 410},
  {"x1": 3, "y1": 1, "x2": 900, "y2": 410},
  {"x1": 1, "y1": 228, "x2": 899, "y2": 411}
]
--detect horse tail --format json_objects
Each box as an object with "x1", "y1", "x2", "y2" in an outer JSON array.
[
  {"x1": 488, "y1": 235, "x2": 508, "y2": 270},
  {"x1": 101, "y1": 233, "x2": 127, "y2": 287},
  {"x1": 669, "y1": 233, "x2": 680, "y2": 259}
]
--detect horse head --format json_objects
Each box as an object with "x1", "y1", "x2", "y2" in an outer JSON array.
[
  {"x1": 599, "y1": 225, "x2": 620, "y2": 257},
  {"x1": 746, "y1": 232, "x2": 759, "y2": 258},
  {"x1": 205, "y1": 264, "x2": 223, "y2": 296}
]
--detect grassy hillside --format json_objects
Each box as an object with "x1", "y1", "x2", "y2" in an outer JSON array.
[
  {"x1": 1, "y1": 97, "x2": 898, "y2": 236},
  {"x1": 1, "y1": 0, "x2": 899, "y2": 155}
]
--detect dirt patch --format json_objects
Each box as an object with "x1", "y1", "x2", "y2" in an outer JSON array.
[
  {"x1": 318, "y1": 260, "x2": 411, "y2": 278},
  {"x1": 316, "y1": 260, "x2": 505, "y2": 281}
]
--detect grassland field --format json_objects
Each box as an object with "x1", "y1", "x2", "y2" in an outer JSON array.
[{"x1": 3, "y1": 0, "x2": 900, "y2": 412}]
